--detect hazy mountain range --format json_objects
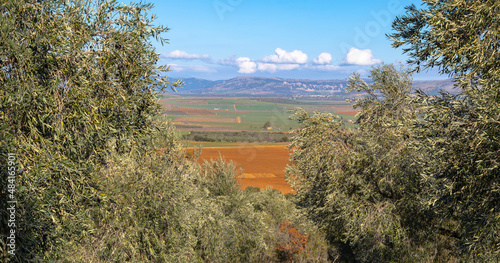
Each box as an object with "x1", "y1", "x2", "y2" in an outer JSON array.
[{"x1": 172, "y1": 76, "x2": 456, "y2": 97}]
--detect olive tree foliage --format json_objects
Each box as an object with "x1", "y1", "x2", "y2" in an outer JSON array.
[
  {"x1": 287, "y1": 1, "x2": 500, "y2": 260},
  {"x1": 0, "y1": 0, "x2": 180, "y2": 261},
  {"x1": 286, "y1": 64, "x2": 446, "y2": 262},
  {"x1": 391, "y1": 0, "x2": 500, "y2": 85},
  {"x1": 390, "y1": 0, "x2": 500, "y2": 260},
  {"x1": 57, "y1": 144, "x2": 329, "y2": 262},
  {"x1": 0, "y1": 1, "x2": 331, "y2": 262}
]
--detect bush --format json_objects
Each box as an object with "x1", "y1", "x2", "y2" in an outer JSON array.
[
  {"x1": 275, "y1": 220, "x2": 309, "y2": 262},
  {"x1": 286, "y1": 66, "x2": 436, "y2": 262},
  {"x1": 184, "y1": 131, "x2": 291, "y2": 143},
  {"x1": 51, "y1": 133, "x2": 330, "y2": 262},
  {"x1": 198, "y1": 157, "x2": 242, "y2": 197},
  {"x1": 245, "y1": 186, "x2": 261, "y2": 193}
]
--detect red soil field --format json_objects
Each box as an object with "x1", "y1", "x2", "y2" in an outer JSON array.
[{"x1": 189, "y1": 144, "x2": 294, "y2": 194}]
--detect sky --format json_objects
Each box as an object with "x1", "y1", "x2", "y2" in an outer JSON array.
[{"x1": 149, "y1": 0, "x2": 445, "y2": 81}]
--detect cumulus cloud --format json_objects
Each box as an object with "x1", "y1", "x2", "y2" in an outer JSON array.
[
  {"x1": 343, "y1": 48, "x2": 382, "y2": 66},
  {"x1": 257, "y1": 63, "x2": 300, "y2": 73},
  {"x1": 262, "y1": 48, "x2": 308, "y2": 64},
  {"x1": 256, "y1": 63, "x2": 277, "y2": 73},
  {"x1": 234, "y1": 48, "x2": 308, "y2": 73},
  {"x1": 161, "y1": 50, "x2": 211, "y2": 60},
  {"x1": 235, "y1": 56, "x2": 302, "y2": 74},
  {"x1": 313, "y1": 52, "x2": 332, "y2": 65},
  {"x1": 236, "y1": 57, "x2": 257, "y2": 74},
  {"x1": 163, "y1": 48, "x2": 364, "y2": 75}
]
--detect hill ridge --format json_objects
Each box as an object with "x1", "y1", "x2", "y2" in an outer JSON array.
[{"x1": 174, "y1": 76, "x2": 455, "y2": 97}]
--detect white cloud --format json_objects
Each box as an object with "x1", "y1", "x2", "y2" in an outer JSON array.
[
  {"x1": 313, "y1": 52, "x2": 332, "y2": 65},
  {"x1": 168, "y1": 64, "x2": 216, "y2": 73},
  {"x1": 343, "y1": 48, "x2": 382, "y2": 66},
  {"x1": 262, "y1": 48, "x2": 308, "y2": 64},
  {"x1": 161, "y1": 50, "x2": 211, "y2": 60},
  {"x1": 217, "y1": 55, "x2": 238, "y2": 65},
  {"x1": 236, "y1": 57, "x2": 257, "y2": 73},
  {"x1": 257, "y1": 63, "x2": 300, "y2": 73},
  {"x1": 235, "y1": 56, "x2": 302, "y2": 74},
  {"x1": 162, "y1": 48, "x2": 378, "y2": 75},
  {"x1": 256, "y1": 63, "x2": 277, "y2": 73}
]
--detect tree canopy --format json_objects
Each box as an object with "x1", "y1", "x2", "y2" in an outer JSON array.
[
  {"x1": 1, "y1": 0, "x2": 499, "y2": 262},
  {"x1": 0, "y1": 0, "x2": 180, "y2": 260},
  {"x1": 390, "y1": 0, "x2": 500, "y2": 259},
  {"x1": 287, "y1": 0, "x2": 500, "y2": 261},
  {"x1": 0, "y1": 1, "x2": 329, "y2": 262}
]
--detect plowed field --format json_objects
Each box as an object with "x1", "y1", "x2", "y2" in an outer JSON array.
[
  {"x1": 176, "y1": 117, "x2": 238, "y2": 123},
  {"x1": 162, "y1": 106, "x2": 216, "y2": 116},
  {"x1": 189, "y1": 144, "x2": 293, "y2": 194}
]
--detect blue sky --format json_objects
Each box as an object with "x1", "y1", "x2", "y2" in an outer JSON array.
[{"x1": 150, "y1": 0, "x2": 444, "y2": 80}]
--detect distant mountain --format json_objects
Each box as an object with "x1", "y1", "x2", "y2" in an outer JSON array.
[
  {"x1": 412, "y1": 79, "x2": 457, "y2": 94},
  {"x1": 174, "y1": 78, "x2": 223, "y2": 92},
  {"x1": 172, "y1": 76, "x2": 455, "y2": 97}
]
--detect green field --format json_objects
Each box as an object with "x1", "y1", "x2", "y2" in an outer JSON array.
[{"x1": 158, "y1": 96, "x2": 358, "y2": 132}]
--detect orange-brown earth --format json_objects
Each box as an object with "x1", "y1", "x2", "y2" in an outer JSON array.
[{"x1": 188, "y1": 144, "x2": 294, "y2": 194}]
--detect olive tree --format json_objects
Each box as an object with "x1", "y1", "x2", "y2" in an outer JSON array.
[
  {"x1": 0, "y1": 0, "x2": 180, "y2": 261},
  {"x1": 286, "y1": 65, "x2": 442, "y2": 262},
  {"x1": 287, "y1": 1, "x2": 499, "y2": 261},
  {"x1": 390, "y1": 0, "x2": 500, "y2": 260}
]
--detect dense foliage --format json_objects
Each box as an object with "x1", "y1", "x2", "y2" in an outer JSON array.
[
  {"x1": 2, "y1": 0, "x2": 499, "y2": 262},
  {"x1": 286, "y1": 0, "x2": 500, "y2": 261},
  {"x1": 0, "y1": 0, "x2": 328, "y2": 262},
  {"x1": 391, "y1": 1, "x2": 500, "y2": 259},
  {"x1": 182, "y1": 130, "x2": 290, "y2": 143},
  {"x1": 287, "y1": 65, "x2": 437, "y2": 262},
  {"x1": 1, "y1": 0, "x2": 179, "y2": 260}
]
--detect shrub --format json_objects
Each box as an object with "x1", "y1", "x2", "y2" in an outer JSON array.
[
  {"x1": 198, "y1": 157, "x2": 242, "y2": 197},
  {"x1": 0, "y1": 1, "x2": 180, "y2": 261},
  {"x1": 275, "y1": 220, "x2": 309, "y2": 262},
  {"x1": 245, "y1": 186, "x2": 261, "y2": 193}
]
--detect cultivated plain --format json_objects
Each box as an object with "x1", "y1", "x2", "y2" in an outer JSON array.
[{"x1": 161, "y1": 95, "x2": 359, "y2": 193}]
